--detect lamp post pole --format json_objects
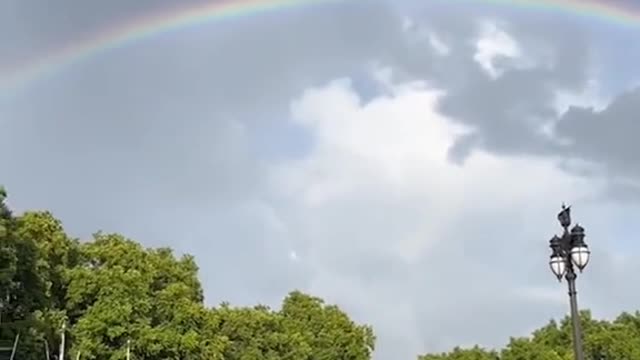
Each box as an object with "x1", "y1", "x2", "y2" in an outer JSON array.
[
  {"x1": 566, "y1": 260, "x2": 584, "y2": 360},
  {"x1": 548, "y1": 205, "x2": 591, "y2": 360}
]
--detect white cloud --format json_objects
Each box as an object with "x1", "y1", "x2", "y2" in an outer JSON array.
[
  {"x1": 542, "y1": 78, "x2": 609, "y2": 146},
  {"x1": 288, "y1": 250, "x2": 299, "y2": 261},
  {"x1": 554, "y1": 78, "x2": 609, "y2": 116},
  {"x1": 401, "y1": 16, "x2": 415, "y2": 33},
  {"x1": 402, "y1": 15, "x2": 450, "y2": 56},
  {"x1": 267, "y1": 68, "x2": 604, "y2": 358},
  {"x1": 428, "y1": 33, "x2": 451, "y2": 56},
  {"x1": 473, "y1": 21, "x2": 522, "y2": 79},
  {"x1": 281, "y1": 69, "x2": 595, "y2": 227}
]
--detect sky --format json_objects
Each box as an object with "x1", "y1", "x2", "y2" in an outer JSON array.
[{"x1": 2, "y1": 0, "x2": 640, "y2": 359}]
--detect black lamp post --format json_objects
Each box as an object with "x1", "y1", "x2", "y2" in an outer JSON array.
[{"x1": 549, "y1": 204, "x2": 591, "y2": 360}]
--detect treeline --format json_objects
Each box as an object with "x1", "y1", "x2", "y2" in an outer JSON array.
[
  {"x1": 419, "y1": 308, "x2": 640, "y2": 359},
  {"x1": 0, "y1": 187, "x2": 375, "y2": 359},
  {"x1": 3, "y1": 186, "x2": 640, "y2": 360}
]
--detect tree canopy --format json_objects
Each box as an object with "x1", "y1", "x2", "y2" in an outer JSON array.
[
  {"x1": 0, "y1": 188, "x2": 374, "y2": 359},
  {"x1": 418, "y1": 310, "x2": 640, "y2": 359}
]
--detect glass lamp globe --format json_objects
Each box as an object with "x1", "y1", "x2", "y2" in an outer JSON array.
[
  {"x1": 571, "y1": 245, "x2": 590, "y2": 272},
  {"x1": 549, "y1": 255, "x2": 567, "y2": 281}
]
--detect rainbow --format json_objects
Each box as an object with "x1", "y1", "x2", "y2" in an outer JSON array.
[
  {"x1": 0, "y1": 0, "x2": 639, "y2": 95},
  {"x1": 0, "y1": 0, "x2": 342, "y2": 95}
]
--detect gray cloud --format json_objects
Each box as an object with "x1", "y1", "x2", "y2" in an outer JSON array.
[
  {"x1": 433, "y1": 19, "x2": 591, "y2": 159},
  {"x1": 404, "y1": 10, "x2": 640, "y2": 204},
  {"x1": 412, "y1": 12, "x2": 640, "y2": 201},
  {"x1": 556, "y1": 88, "x2": 640, "y2": 176},
  {"x1": 2, "y1": 1, "x2": 640, "y2": 360},
  {"x1": 1, "y1": 0, "x2": 407, "y2": 317}
]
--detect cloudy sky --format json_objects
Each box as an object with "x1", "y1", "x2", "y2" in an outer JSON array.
[{"x1": 2, "y1": 0, "x2": 640, "y2": 358}]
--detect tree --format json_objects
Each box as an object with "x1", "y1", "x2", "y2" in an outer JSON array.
[
  {"x1": 64, "y1": 233, "x2": 207, "y2": 359},
  {"x1": 418, "y1": 311, "x2": 640, "y2": 360},
  {"x1": 15, "y1": 211, "x2": 81, "y2": 356},
  {"x1": 419, "y1": 346, "x2": 498, "y2": 360},
  {"x1": 280, "y1": 291, "x2": 375, "y2": 360},
  {"x1": 0, "y1": 190, "x2": 49, "y2": 359},
  {"x1": 2, "y1": 186, "x2": 377, "y2": 359}
]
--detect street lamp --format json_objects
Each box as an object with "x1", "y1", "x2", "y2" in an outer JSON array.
[{"x1": 548, "y1": 204, "x2": 591, "y2": 360}]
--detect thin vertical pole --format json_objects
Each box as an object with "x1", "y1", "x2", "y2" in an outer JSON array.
[
  {"x1": 126, "y1": 339, "x2": 131, "y2": 360},
  {"x1": 59, "y1": 322, "x2": 66, "y2": 360},
  {"x1": 9, "y1": 333, "x2": 19, "y2": 360},
  {"x1": 45, "y1": 339, "x2": 50, "y2": 360},
  {"x1": 566, "y1": 268, "x2": 585, "y2": 360}
]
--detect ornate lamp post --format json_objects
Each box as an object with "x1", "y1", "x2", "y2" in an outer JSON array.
[{"x1": 549, "y1": 204, "x2": 591, "y2": 360}]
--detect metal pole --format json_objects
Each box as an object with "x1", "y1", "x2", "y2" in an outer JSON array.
[
  {"x1": 9, "y1": 333, "x2": 19, "y2": 360},
  {"x1": 59, "y1": 322, "x2": 66, "y2": 360},
  {"x1": 126, "y1": 339, "x2": 131, "y2": 360},
  {"x1": 45, "y1": 339, "x2": 51, "y2": 360},
  {"x1": 566, "y1": 268, "x2": 585, "y2": 360}
]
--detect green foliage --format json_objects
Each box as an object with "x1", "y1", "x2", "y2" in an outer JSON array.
[
  {"x1": 419, "y1": 345, "x2": 499, "y2": 360},
  {"x1": 5, "y1": 183, "x2": 640, "y2": 360},
  {"x1": 0, "y1": 192, "x2": 51, "y2": 359},
  {"x1": 418, "y1": 311, "x2": 640, "y2": 360},
  {"x1": 0, "y1": 186, "x2": 376, "y2": 359}
]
